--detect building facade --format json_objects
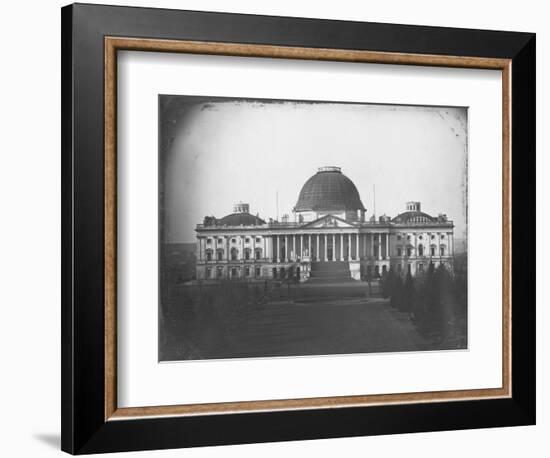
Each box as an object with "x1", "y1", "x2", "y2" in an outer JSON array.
[{"x1": 195, "y1": 167, "x2": 454, "y2": 281}]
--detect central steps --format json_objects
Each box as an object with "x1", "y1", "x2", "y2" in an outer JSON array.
[{"x1": 308, "y1": 261, "x2": 354, "y2": 283}]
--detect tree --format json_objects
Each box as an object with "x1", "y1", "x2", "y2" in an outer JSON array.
[
  {"x1": 390, "y1": 275, "x2": 404, "y2": 310},
  {"x1": 412, "y1": 262, "x2": 467, "y2": 347},
  {"x1": 412, "y1": 262, "x2": 436, "y2": 323},
  {"x1": 381, "y1": 267, "x2": 397, "y2": 299},
  {"x1": 402, "y1": 271, "x2": 415, "y2": 314}
]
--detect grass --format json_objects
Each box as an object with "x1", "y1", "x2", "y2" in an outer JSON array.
[{"x1": 158, "y1": 279, "x2": 460, "y2": 361}]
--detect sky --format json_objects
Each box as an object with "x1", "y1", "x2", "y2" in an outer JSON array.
[{"x1": 159, "y1": 96, "x2": 467, "y2": 243}]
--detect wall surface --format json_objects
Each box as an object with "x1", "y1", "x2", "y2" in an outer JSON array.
[{"x1": 0, "y1": 0, "x2": 545, "y2": 456}]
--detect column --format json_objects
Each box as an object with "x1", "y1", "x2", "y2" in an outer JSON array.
[
  {"x1": 308, "y1": 234, "x2": 311, "y2": 257},
  {"x1": 300, "y1": 234, "x2": 303, "y2": 258},
  {"x1": 197, "y1": 237, "x2": 202, "y2": 261},
  {"x1": 386, "y1": 233, "x2": 389, "y2": 259},
  {"x1": 378, "y1": 234, "x2": 382, "y2": 260},
  {"x1": 368, "y1": 234, "x2": 372, "y2": 258},
  {"x1": 226, "y1": 236, "x2": 230, "y2": 261},
  {"x1": 347, "y1": 234, "x2": 351, "y2": 260},
  {"x1": 340, "y1": 234, "x2": 344, "y2": 260},
  {"x1": 241, "y1": 236, "x2": 245, "y2": 260},
  {"x1": 252, "y1": 235, "x2": 256, "y2": 261},
  {"x1": 293, "y1": 235, "x2": 296, "y2": 261},
  {"x1": 332, "y1": 234, "x2": 336, "y2": 261},
  {"x1": 356, "y1": 234, "x2": 359, "y2": 260},
  {"x1": 263, "y1": 236, "x2": 267, "y2": 260},
  {"x1": 316, "y1": 235, "x2": 320, "y2": 261}
]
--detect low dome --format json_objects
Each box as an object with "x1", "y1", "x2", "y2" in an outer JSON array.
[
  {"x1": 294, "y1": 167, "x2": 365, "y2": 212},
  {"x1": 217, "y1": 212, "x2": 265, "y2": 226},
  {"x1": 392, "y1": 211, "x2": 435, "y2": 223}
]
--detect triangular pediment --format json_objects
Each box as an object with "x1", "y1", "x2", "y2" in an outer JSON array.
[{"x1": 301, "y1": 214, "x2": 355, "y2": 229}]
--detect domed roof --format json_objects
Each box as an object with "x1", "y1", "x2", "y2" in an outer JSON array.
[
  {"x1": 217, "y1": 212, "x2": 265, "y2": 226},
  {"x1": 294, "y1": 167, "x2": 365, "y2": 212},
  {"x1": 392, "y1": 211, "x2": 435, "y2": 223}
]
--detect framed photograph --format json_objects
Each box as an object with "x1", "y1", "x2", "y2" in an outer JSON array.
[{"x1": 61, "y1": 3, "x2": 535, "y2": 454}]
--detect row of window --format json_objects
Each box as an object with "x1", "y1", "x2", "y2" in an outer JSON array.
[
  {"x1": 205, "y1": 247, "x2": 263, "y2": 261},
  {"x1": 206, "y1": 237, "x2": 263, "y2": 245},
  {"x1": 396, "y1": 234, "x2": 446, "y2": 241},
  {"x1": 366, "y1": 261, "x2": 444, "y2": 277},
  {"x1": 396, "y1": 245, "x2": 446, "y2": 257},
  {"x1": 205, "y1": 266, "x2": 301, "y2": 280},
  {"x1": 205, "y1": 245, "x2": 447, "y2": 261},
  {"x1": 206, "y1": 235, "x2": 447, "y2": 244},
  {"x1": 205, "y1": 266, "x2": 263, "y2": 279}
]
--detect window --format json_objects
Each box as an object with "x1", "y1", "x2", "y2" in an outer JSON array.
[
  {"x1": 441, "y1": 234, "x2": 445, "y2": 239},
  {"x1": 440, "y1": 246, "x2": 445, "y2": 256},
  {"x1": 218, "y1": 238, "x2": 223, "y2": 244},
  {"x1": 407, "y1": 235, "x2": 411, "y2": 241},
  {"x1": 230, "y1": 247, "x2": 238, "y2": 261},
  {"x1": 216, "y1": 249, "x2": 223, "y2": 261},
  {"x1": 418, "y1": 263, "x2": 424, "y2": 273},
  {"x1": 231, "y1": 238, "x2": 236, "y2": 243},
  {"x1": 245, "y1": 237, "x2": 250, "y2": 243},
  {"x1": 255, "y1": 267, "x2": 261, "y2": 277},
  {"x1": 407, "y1": 263, "x2": 412, "y2": 273},
  {"x1": 244, "y1": 248, "x2": 251, "y2": 260},
  {"x1": 419, "y1": 235, "x2": 423, "y2": 240},
  {"x1": 206, "y1": 239, "x2": 212, "y2": 244},
  {"x1": 256, "y1": 237, "x2": 261, "y2": 243},
  {"x1": 397, "y1": 247, "x2": 402, "y2": 256},
  {"x1": 397, "y1": 235, "x2": 402, "y2": 241},
  {"x1": 431, "y1": 234, "x2": 435, "y2": 240},
  {"x1": 231, "y1": 267, "x2": 237, "y2": 278},
  {"x1": 418, "y1": 245, "x2": 424, "y2": 256},
  {"x1": 255, "y1": 248, "x2": 262, "y2": 260},
  {"x1": 397, "y1": 264, "x2": 402, "y2": 273},
  {"x1": 216, "y1": 267, "x2": 223, "y2": 278},
  {"x1": 431, "y1": 246, "x2": 436, "y2": 256},
  {"x1": 206, "y1": 250, "x2": 212, "y2": 261},
  {"x1": 245, "y1": 267, "x2": 250, "y2": 277},
  {"x1": 206, "y1": 268, "x2": 212, "y2": 278},
  {"x1": 407, "y1": 247, "x2": 412, "y2": 257}
]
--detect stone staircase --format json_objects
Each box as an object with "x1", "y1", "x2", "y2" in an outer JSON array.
[{"x1": 308, "y1": 261, "x2": 353, "y2": 283}]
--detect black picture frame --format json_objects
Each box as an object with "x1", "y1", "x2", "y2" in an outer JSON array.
[{"x1": 61, "y1": 3, "x2": 535, "y2": 454}]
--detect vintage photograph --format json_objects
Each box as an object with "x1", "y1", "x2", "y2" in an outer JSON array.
[{"x1": 159, "y1": 95, "x2": 468, "y2": 362}]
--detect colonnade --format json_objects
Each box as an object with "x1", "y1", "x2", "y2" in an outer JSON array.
[
  {"x1": 197, "y1": 231, "x2": 454, "y2": 264},
  {"x1": 269, "y1": 232, "x2": 390, "y2": 263}
]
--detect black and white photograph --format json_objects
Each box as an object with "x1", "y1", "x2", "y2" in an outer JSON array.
[
  {"x1": 159, "y1": 95, "x2": 468, "y2": 362},
  {"x1": 0, "y1": 0, "x2": 542, "y2": 456}
]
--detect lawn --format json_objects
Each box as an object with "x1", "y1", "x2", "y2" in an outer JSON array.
[{"x1": 159, "y1": 280, "x2": 436, "y2": 361}]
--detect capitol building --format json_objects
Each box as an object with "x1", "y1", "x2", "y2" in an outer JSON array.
[{"x1": 195, "y1": 166, "x2": 454, "y2": 282}]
